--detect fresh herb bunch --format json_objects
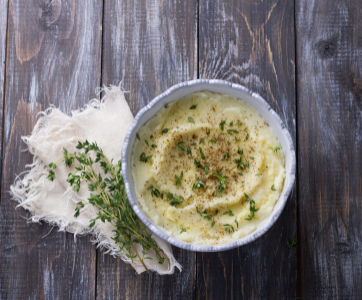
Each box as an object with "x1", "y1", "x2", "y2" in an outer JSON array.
[{"x1": 47, "y1": 141, "x2": 165, "y2": 273}]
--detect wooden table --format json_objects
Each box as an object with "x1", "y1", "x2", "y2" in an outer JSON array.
[{"x1": 0, "y1": 0, "x2": 361, "y2": 299}]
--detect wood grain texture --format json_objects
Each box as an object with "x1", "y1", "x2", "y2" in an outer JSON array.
[
  {"x1": 198, "y1": 0, "x2": 297, "y2": 299},
  {"x1": 97, "y1": 0, "x2": 198, "y2": 299},
  {"x1": 296, "y1": 0, "x2": 362, "y2": 299},
  {"x1": 0, "y1": 0, "x2": 8, "y2": 175},
  {"x1": 0, "y1": 0, "x2": 103, "y2": 299}
]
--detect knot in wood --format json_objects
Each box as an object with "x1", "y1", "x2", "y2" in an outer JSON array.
[
  {"x1": 38, "y1": 0, "x2": 61, "y2": 27},
  {"x1": 316, "y1": 39, "x2": 337, "y2": 59}
]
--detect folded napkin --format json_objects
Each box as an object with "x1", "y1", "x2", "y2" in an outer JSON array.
[{"x1": 10, "y1": 85, "x2": 181, "y2": 274}]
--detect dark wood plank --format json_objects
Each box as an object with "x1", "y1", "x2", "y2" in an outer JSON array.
[
  {"x1": 0, "y1": 0, "x2": 7, "y2": 174},
  {"x1": 0, "y1": 1, "x2": 103, "y2": 299},
  {"x1": 296, "y1": 1, "x2": 362, "y2": 299},
  {"x1": 197, "y1": 1, "x2": 297, "y2": 299},
  {"x1": 97, "y1": 0, "x2": 198, "y2": 299}
]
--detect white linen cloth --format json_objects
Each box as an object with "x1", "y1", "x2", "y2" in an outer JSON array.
[{"x1": 10, "y1": 85, "x2": 181, "y2": 274}]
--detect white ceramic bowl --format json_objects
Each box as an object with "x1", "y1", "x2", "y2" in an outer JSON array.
[{"x1": 122, "y1": 79, "x2": 296, "y2": 252}]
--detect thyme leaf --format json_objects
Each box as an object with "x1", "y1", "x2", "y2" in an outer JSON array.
[
  {"x1": 219, "y1": 120, "x2": 226, "y2": 131},
  {"x1": 177, "y1": 141, "x2": 186, "y2": 152},
  {"x1": 174, "y1": 171, "x2": 184, "y2": 186}
]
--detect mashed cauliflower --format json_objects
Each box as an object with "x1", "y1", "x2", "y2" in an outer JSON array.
[{"x1": 131, "y1": 91, "x2": 285, "y2": 245}]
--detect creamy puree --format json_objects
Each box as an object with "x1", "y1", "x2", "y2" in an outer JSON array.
[{"x1": 131, "y1": 91, "x2": 285, "y2": 245}]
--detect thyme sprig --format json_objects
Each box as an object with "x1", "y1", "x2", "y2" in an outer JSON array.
[
  {"x1": 213, "y1": 171, "x2": 228, "y2": 197},
  {"x1": 147, "y1": 185, "x2": 161, "y2": 197},
  {"x1": 174, "y1": 171, "x2": 183, "y2": 186},
  {"x1": 167, "y1": 192, "x2": 184, "y2": 207},
  {"x1": 192, "y1": 178, "x2": 205, "y2": 190},
  {"x1": 223, "y1": 223, "x2": 235, "y2": 234},
  {"x1": 47, "y1": 141, "x2": 165, "y2": 273},
  {"x1": 244, "y1": 193, "x2": 259, "y2": 221},
  {"x1": 140, "y1": 152, "x2": 152, "y2": 163},
  {"x1": 223, "y1": 209, "x2": 234, "y2": 216},
  {"x1": 196, "y1": 207, "x2": 212, "y2": 220}
]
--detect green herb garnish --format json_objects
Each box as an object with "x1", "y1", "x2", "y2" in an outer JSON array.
[
  {"x1": 211, "y1": 219, "x2": 215, "y2": 227},
  {"x1": 165, "y1": 104, "x2": 169, "y2": 108},
  {"x1": 229, "y1": 121, "x2": 233, "y2": 126},
  {"x1": 190, "y1": 104, "x2": 197, "y2": 110},
  {"x1": 271, "y1": 185, "x2": 276, "y2": 191},
  {"x1": 199, "y1": 138, "x2": 204, "y2": 144},
  {"x1": 235, "y1": 157, "x2": 245, "y2": 170},
  {"x1": 194, "y1": 159, "x2": 203, "y2": 168},
  {"x1": 140, "y1": 152, "x2": 152, "y2": 163},
  {"x1": 235, "y1": 137, "x2": 240, "y2": 142},
  {"x1": 192, "y1": 178, "x2": 205, "y2": 190},
  {"x1": 237, "y1": 122, "x2": 242, "y2": 126},
  {"x1": 167, "y1": 192, "x2": 184, "y2": 207},
  {"x1": 162, "y1": 128, "x2": 169, "y2": 134},
  {"x1": 147, "y1": 185, "x2": 161, "y2": 197},
  {"x1": 227, "y1": 129, "x2": 239, "y2": 136},
  {"x1": 249, "y1": 156, "x2": 254, "y2": 160},
  {"x1": 223, "y1": 209, "x2": 234, "y2": 216},
  {"x1": 223, "y1": 223, "x2": 234, "y2": 234},
  {"x1": 274, "y1": 146, "x2": 281, "y2": 153},
  {"x1": 204, "y1": 165, "x2": 209, "y2": 174},
  {"x1": 244, "y1": 193, "x2": 259, "y2": 221},
  {"x1": 188, "y1": 117, "x2": 195, "y2": 123},
  {"x1": 151, "y1": 144, "x2": 157, "y2": 148},
  {"x1": 174, "y1": 171, "x2": 183, "y2": 186},
  {"x1": 245, "y1": 133, "x2": 249, "y2": 140},
  {"x1": 199, "y1": 147, "x2": 205, "y2": 160},
  {"x1": 255, "y1": 173, "x2": 262, "y2": 176},
  {"x1": 145, "y1": 140, "x2": 149, "y2": 147},
  {"x1": 187, "y1": 147, "x2": 192, "y2": 155},
  {"x1": 196, "y1": 207, "x2": 211, "y2": 220},
  {"x1": 177, "y1": 141, "x2": 186, "y2": 152},
  {"x1": 238, "y1": 172, "x2": 243, "y2": 176},
  {"x1": 209, "y1": 139, "x2": 216, "y2": 145},
  {"x1": 222, "y1": 153, "x2": 230, "y2": 161},
  {"x1": 136, "y1": 133, "x2": 140, "y2": 141},
  {"x1": 219, "y1": 120, "x2": 226, "y2": 131},
  {"x1": 213, "y1": 171, "x2": 228, "y2": 197},
  {"x1": 180, "y1": 226, "x2": 187, "y2": 234}
]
